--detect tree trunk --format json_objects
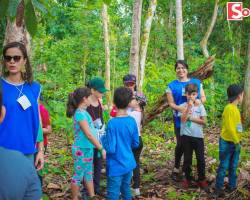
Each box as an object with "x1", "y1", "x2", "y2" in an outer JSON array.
[
  {"x1": 199, "y1": 0, "x2": 218, "y2": 125},
  {"x1": 242, "y1": 35, "x2": 250, "y2": 128},
  {"x1": 82, "y1": 50, "x2": 88, "y2": 85},
  {"x1": 4, "y1": 0, "x2": 31, "y2": 53},
  {"x1": 176, "y1": 0, "x2": 184, "y2": 60},
  {"x1": 102, "y1": 3, "x2": 111, "y2": 107},
  {"x1": 129, "y1": 0, "x2": 143, "y2": 81},
  {"x1": 168, "y1": 1, "x2": 174, "y2": 29},
  {"x1": 139, "y1": 0, "x2": 157, "y2": 91},
  {"x1": 143, "y1": 55, "x2": 215, "y2": 126},
  {"x1": 200, "y1": 0, "x2": 219, "y2": 58}
]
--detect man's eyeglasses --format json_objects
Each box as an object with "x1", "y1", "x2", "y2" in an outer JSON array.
[{"x1": 125, "y1": 82, "x2": 135, "y2": 87}]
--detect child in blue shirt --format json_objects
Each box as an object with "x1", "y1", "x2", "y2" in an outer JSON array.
[
  {"x1": 66, "y1": 87, "x2": 106, "y2": 200},
  {"x1": 102, "y1": 87, "x2": 139, "y2": 200}
]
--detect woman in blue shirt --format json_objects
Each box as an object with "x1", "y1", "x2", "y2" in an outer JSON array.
[
  {"x1": 0, "y1": 42, "x2": 44, "y2": 170},
  {"x1": 166, "y1": 60, "x2": 206, "y2": 181}
]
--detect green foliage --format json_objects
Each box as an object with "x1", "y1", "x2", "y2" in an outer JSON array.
[
  {"x1": 1, "y1": 0, "x2": 247, "y2": 131},
  {"x1": 32, "y1": 0, "x2": 47, "y2": 14},
  {"x1": 142, "y1": 172, "x2": 155, "y2": 182},
  {"x1": 0, "y1": 0, "x2": 10, "y2": 18},
  {"x1": 180, "y1": 192, "x2": 198, "y2": 200},
  {"x1": 7, "y1": 0, "x2": 21, "y2": 20},
  {"x1": 0, "y1": 0, "x2": 48, "y2": 36},
  {"x1": 25, "y1": 0, "x2": 37, "y2": 36},
  {"x1": 103, "y1": 0, "x2": 111, "y2": 5}
]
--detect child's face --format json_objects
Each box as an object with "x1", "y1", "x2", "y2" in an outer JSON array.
[
  {"x1": 83, "y1": 96, "x2": 91, "y2": 107},
  {"x1": 124, "y1": 82, "x2": 136, "y2": 92},
  {"x1": 91, "y1": 88, "x2": 103, "y2": 99},
  {"x1": 186, "y1": 92, "x2": 198, "y2": 101},
  {"x1": 238, "y1": 93, "x2": 244, "y2": 104},
  {"x1": 176, "y1": 64, "x2": 188, "y2": 79},
  {"x1": 129, "y1": 97, "x2": 139, "y2": 109}
]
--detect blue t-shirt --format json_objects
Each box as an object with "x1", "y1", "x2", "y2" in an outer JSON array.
[
  {"x1": 101, "y1": 116, "x2": 139, "y2": 177},
  {"x1": 166, "y1": 78, "x2": 201, "y2": 128},
  {"x1": 0, "y1": 78, "x2": 41, "y2": 154},
  {"x1": 73, "y1": 109, "x2": 97, "y2": 148}
]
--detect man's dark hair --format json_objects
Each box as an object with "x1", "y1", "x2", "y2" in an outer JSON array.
[
  {"x1": 113, "y1": 87, "x2": 133, "y2": 109},
  {"x1": 175, "y1": 60, "x2": 188, "y2": 70},
  {"x1": 185, "y1": 83, "x2": 198, "y2": 94}
]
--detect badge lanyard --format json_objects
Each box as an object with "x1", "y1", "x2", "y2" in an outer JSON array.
[
  {"x1": 15, "y1": 84, "x2": 24, "y2": 98},
  {"x1": 15, "y1": 83, "x2": 31, "y2": 110}
]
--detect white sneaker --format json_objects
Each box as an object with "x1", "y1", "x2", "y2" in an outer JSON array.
[{"x1": 134, "y1": 188, "x2": 140, "y2": 196}]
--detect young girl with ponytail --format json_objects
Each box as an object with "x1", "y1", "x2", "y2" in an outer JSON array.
[{"x1": 66, "y1": 87, "x2": 106, "y2": 200}]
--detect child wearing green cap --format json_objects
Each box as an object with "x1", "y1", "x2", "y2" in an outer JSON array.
[{"x1": 86, "y1": 77, "x2": 108, "y2": 197}]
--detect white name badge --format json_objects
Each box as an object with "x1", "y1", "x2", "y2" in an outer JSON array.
[
  {"x1": 17, "y1": 95, "x2": 31, "y2": 110},
  {"x1": 182, "y1": 87, "x2": 185, "y2": 96},
  {"x1": 237, "y1": 123, "x2": 243, "y2": 133}
]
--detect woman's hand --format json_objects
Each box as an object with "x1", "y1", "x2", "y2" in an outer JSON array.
[{"x1": 35, "y1": 150, "x2": 44, "y2": 171}]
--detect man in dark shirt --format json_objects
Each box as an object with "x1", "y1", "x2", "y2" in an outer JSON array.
[{"x1": 0, "y1": 147, "x2": 42, "y2": 200}]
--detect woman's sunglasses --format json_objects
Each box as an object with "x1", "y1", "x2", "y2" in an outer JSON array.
[{"x1": 3, "y1": 55, "x2": 22, "y2": 63}]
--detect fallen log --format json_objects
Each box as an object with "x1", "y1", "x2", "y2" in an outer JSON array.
[{"x1": 143, "y1": 55, "x2": 215, "y2": 126}]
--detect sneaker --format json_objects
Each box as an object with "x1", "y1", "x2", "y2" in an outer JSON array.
[
  {"x1": 225, "y1": 186, "x2": 236, "y2": 194},
  {"x1": 134, "y1": 188, "x2": 140, "y2": 196},
  {"x1": 198, "y1": 180, "x2": 208, "y2": 188},
  {"x1": 95, "y1": 190, "x2": 107, "y2": 198},
  {"x1": 181, "y1": 179, "x2": 190, "y2": 189},
  {"x1": 214, "y1": 188, "x2": 225, "y2": 198},
  {"x1": 198, "y1": 180, "x2": 209, "y2": 191},
  {"x1": 171, "y1": 171, "x2": 183, "y2": 182}
]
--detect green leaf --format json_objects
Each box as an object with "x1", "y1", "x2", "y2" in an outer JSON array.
[
  {"x1": 31, "y1": 0, "x2": 47, "y2": 14},
  {"x1": 103, "y1": 0, "x2": 111, "y2": 5},
  {"x1": 0, "y1": 0, "x2": 9, "y2": 18},
  {"x1": 24, "y1": 0, "x2": 37, "y2": 36},
  {"x1": 7, "y1": 0, "x2": 21, "y2": 18}
]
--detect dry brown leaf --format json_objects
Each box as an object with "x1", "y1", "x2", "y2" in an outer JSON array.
[
  {"x1": 238, "y1": 169, "x2": 250, "y2": 181},
  {"x1": 50, "y1": 192, "x2": 65, "y2": 198},
  {"x1": 47, "y1": 183, "x2": 61, "y2": 190}
]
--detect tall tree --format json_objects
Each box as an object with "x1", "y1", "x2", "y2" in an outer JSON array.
[
  {"x1": 139, "y1": 0, "x2": 157, "y2": 90},
  {"x1": 176, "y1": 0, "x2": 184, "y2": 60},
  {"x1": 129, "y1": 0, "x2": 143, "y2": 80},
  {"x1": 200, "y1": 0, "x2": 219, "y2": 58},
  {"x1": 168, "y1": 1, "x2": 174, "y2": 29},
  {"x1": 243, "y1": 35, "x2": 250, "y2": 128},
  {"x1": 1, "y1": 0, "x2": 47, "y2": 49},
  {"x1": 199, "y1": 0, "x2": 218, "y2": 125},
  {"x1": 3, "y1": 0, "x2": 30, "y2": 50},
  {"x1": 102, "y1": 3, "x2": 111, "y2": 106}
]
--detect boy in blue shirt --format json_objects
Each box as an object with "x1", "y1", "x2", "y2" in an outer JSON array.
[{"x1": 102, "y1": 87, "x2": 139, "y2": 200}]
